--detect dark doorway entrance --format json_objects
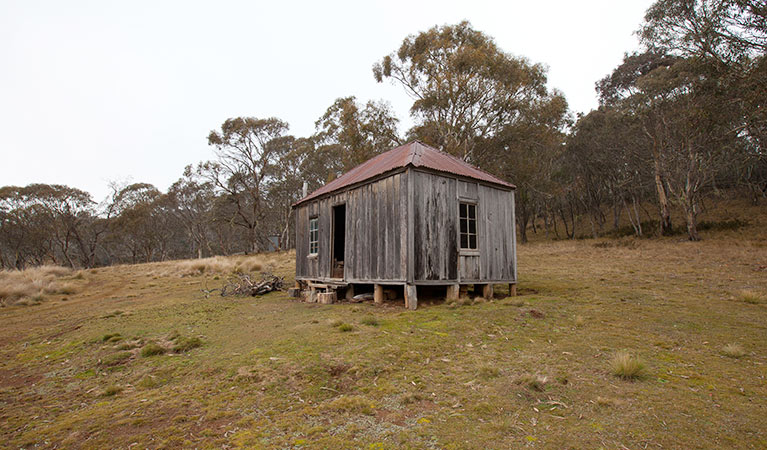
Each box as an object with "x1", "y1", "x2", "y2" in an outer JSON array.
[{"x1": 331, "y1": 204, "x2": 346, "y2": 278}]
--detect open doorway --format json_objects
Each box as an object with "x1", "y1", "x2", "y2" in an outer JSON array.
[{"x1": 331, "y1": 204, "x2": 346, "y2": 279}]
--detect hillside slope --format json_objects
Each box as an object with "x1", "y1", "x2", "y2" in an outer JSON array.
[{"x1": 1, "y1": 204, "x2": 766, "y2": 448}]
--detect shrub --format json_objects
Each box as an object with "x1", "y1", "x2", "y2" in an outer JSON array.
[
  {"x1": 140, "y1": 343, "x2": 166, "y2": 357},
  {"x1": 611, "y1": 351, "x2": 646, "y2": 380},
  {"x1": 337, "y1": 323, "x2": 354, "y2": 332},
  {"x1": 721, "y1": 343, "x2": 746, "y2": 358},
  {"x1": 360, "y1": 316, "x2": 379, "y2": 326},
  {"x1": 172, "y1": 337, "x2": 203, "y2": 353}
]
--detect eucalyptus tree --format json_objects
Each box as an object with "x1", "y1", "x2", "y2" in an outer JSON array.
[
  {"x1": 566, "y1": 108, "x2": 653, "y2": 237},
  {"x1": 169, "y1": 166, "x2": 216, "y2": 259},
  {"x1": 640, "y1": 0, "x2": 767, "y2": 201},
  {"x1": 314, "y1": 96, "x2": 401, "y2": 172},
  {"x1": 201, "y1": 117, "x2": 289, "y2": 253},
  {"x1": 640, "y1": 0, "x2": 767, "y2": 66},
  {"x1": 599, "y1": 52, "x2": 740, "y2": 240},
  {"x1": 0, "y1": 184, "x2": 97, "y2": 268},
  {"x1": 598, "y1": 51, "x2": 680, "y2": 235},
  {"x1": 108, "y1": 183, "x2": 170, "y2": 263},
  {"x1": 373, "y1": 21, "x2": 567, "y2": 165}
]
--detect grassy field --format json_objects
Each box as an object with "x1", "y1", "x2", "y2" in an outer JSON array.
[{"x1": 1, "y1": 202, "x2": 766, "y2": 449}]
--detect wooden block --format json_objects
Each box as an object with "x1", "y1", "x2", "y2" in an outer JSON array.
[
  {"x1": 287, "y1": 288, "x2": 301, "y2": 298},
  {"x1": 509, "y1": 283, "x2": 517, "y2": 297},
  {"x1": 446, "y1": 284, "x2": 459, "y2": 301},
  {"x1": 482, "y1": 284, "x2": 493, "y2": 299},
  {"x1": 345, "y1": 284, "x2": 354, "y2": 301},
  {"x1": 374, "y1": 284, "x2": 384, "y2": 305},
  {"x1": 318, "y1": 292, "x2": 336, "y2": 304},
  {"x1": 405, "y1": 284, "x2": 417, "y2": 310},
  {"x1": 306, "y1": 288, "x2": 317, "y2": 303}
]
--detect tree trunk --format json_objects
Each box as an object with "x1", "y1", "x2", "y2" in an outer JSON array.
[
  {"x1": 613, "y1": 198, "x2": 622, "y2": 230},
  {"x1": 651, "y1": 144, "x2": 673, "y2": 236},
  {"x1": 518, "y1": 211, "x2": 529, "y2": 244},
  {"x1": 686, "y1": 210, "x2": 700, "y2": 241},
  {"x1": 249, "y1": 226, "x2": 259, "y2": 254}
]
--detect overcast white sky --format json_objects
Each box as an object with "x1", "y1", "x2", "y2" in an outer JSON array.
[{"x1": 0, "y1": 0, "x2": 654, "y2": 200}]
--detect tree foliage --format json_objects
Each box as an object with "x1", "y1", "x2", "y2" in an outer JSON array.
[
  {"x1": 314, "y1": 96, "x2": 401, "y2": 172},
  {"x1": 374, "y1": 21, "x2": 565, "y2": 164}
]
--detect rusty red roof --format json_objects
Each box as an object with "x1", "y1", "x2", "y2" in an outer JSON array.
[{"x1": 293, "y1": 141, "x2": 515, "y2": 207}]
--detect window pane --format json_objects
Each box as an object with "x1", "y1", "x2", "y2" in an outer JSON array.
[
  {"x1": 468, "y1": 204, "x2": 476, "y2": 219},
  {"x1": 468, "y1": 219, "x2": 476, "y2": 234},
  {"x1": 460, "y1": 234, "x2": 468, "y2": 249},
  {"x1": 460, "y1": 218, "x2": 467, "y2": 234},
  {"x1": 469, "y1": 234, "x2": 477, "y2": 249},
  {"x1": 460, "y1": 203, "x2": 467, "y2": 218},
  {"x1": 309, "y1": 218, "x2": 318, "y2": 253}
]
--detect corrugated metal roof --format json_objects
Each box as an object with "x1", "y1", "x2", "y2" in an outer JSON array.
[{"x1": 293, "y1": 141, "x2": 515, "y2": 207}]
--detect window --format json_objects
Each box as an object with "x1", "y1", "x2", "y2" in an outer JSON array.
[
  {"x1": 309, "y1": 217, "x2": 319, "y2": 254},
  {"x1": 459, "y1": 202, "x2": 477, "y2": 250}
]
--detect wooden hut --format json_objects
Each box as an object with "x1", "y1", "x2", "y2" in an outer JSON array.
[{"x1": 292, "y1": 141, "x2": 517, "y2": 309}]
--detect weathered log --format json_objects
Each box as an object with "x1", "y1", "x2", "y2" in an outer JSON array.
[{"x1": 220, "y1": 272, "x2": 284, "y2": 297}]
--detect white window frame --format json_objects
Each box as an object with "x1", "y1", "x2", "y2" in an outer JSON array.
[{"x1": 308, "y1": 216, "x2": 319, "y2": 255}]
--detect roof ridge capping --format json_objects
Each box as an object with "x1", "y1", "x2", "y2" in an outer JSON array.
[{"x1": 293, "y1": 140, "x2": 515, "y2": 207}]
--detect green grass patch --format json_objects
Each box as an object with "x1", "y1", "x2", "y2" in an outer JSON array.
[
  {"x1": 172, "y1": 336, "x2": 203, "y2": 353},
  {"x1": 100, "y1": 351, "x2": 132, "y2": 366},
  {"x1": 140, "y1": 343, "x2": 166, "y2": 357},
  {"x1": 102, "y1": 385, "x2": 123, "y2": 397}
]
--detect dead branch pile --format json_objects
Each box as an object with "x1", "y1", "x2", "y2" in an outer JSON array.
[{"x1": 220, "y1": 272, "x2": 284, "y2": 297}]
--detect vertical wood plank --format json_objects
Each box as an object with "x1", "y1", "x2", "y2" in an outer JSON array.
[{"x1": 407, "y1": 168, "x2": 415, "y2": 284}]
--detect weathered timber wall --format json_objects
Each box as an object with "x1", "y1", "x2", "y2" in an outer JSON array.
[
  {"x1": 295, "y1": 171, "x2": 407, "y2": 282},
  {"x1": 295, "y1": 167, "x2": 516, "y2": 284},
  {"x1": 412, "y1": 170, "x2": 516, "y2": 283},
  {"x1": 412, "y1": 171, "x2": 458, "y2": 281}
]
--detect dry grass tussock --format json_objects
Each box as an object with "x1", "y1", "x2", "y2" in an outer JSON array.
[
  {"x1": 0, "y1": 265, "x2": 79, "y2": 306},
  {"x1": 737, "y1": 289, "x2": 765, "y2": 304},
  {"x1": 611, "y1": 351, "x2": 646, "y2": 380},
  {"x1": 171, "y1": 255, "x2": 265, "y2": 277},
  {"x1": 721, "y1": 343, "x2": 746, "y2": 358}
]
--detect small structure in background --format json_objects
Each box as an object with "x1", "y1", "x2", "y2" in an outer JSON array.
[{"x1": 292, "y1": 141, "x2": 517, "y2": 309}]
